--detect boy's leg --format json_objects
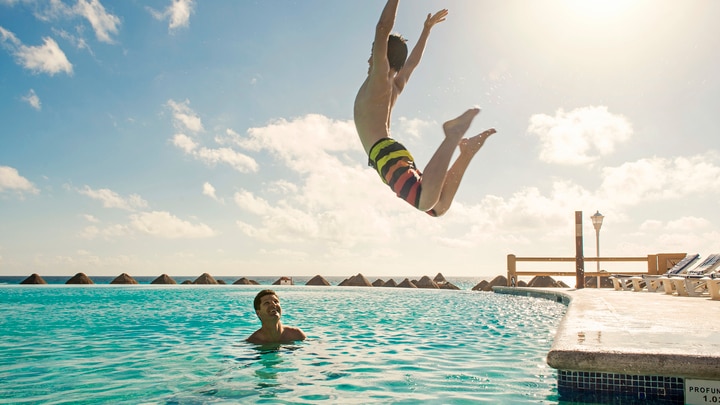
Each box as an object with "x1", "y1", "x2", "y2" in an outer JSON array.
[
  {"x1": 430, "y1": 128, "x2": 496, "y2": 216},
  {"x1": 417, "y1": 108, "x2": 480, "y2": 212}
]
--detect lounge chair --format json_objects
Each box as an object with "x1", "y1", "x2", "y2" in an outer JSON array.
[
  {"x1": 630, "y1": 253, "x2": 700, "y2": 292},
  {"x1": 609, "y1": 274, "x2": 635, "y2": 291},
  {"x1": 706, "y1": 274, "x2": 720, "y2": 300},
  {"x1": 669, "y1": 254, "x2": 720, "y2": 297}
]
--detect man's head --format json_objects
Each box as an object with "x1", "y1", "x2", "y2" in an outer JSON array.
[
  {"x1": 387, "y1": 34, "x2": 408, "y2": 72},
  {"x1": 254, "y1": 289, "x2": 277, "y2": 311}
]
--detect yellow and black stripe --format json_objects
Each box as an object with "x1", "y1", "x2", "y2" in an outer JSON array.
[{"x1": 368, "y1": 138, "x2": 436, "y2": 216}]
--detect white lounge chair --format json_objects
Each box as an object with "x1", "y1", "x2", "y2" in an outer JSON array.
[
  {"x1": 609, "y1": 274, "x2": 635, "y2": 291},
  {"x1": 669, "y1": 254, "x2": 720, "y2": 297},
  {"x1": 631, "y1": 254, "x2": 700, "y2": 292},
  {"x1": 706, "y1": 274, "x2": 720, "y2": 300},
  {"x1": 659, "y1": 254, "x2": 717, "y2": 294}
]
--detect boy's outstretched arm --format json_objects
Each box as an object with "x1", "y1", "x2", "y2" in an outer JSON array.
[
  {"x1": 371, "y1": 0, "x2": 400, "y2": 76},
  {"x1": 394, "y1": 9, "x2": 448, "y2": 93}
]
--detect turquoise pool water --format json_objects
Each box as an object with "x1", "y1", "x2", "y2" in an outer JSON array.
[{"x1": 0, "y1": 285, "x2": 566, "y2": 404}]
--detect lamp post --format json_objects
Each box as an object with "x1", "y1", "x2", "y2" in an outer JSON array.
[{"x1": 591, "y1": 211, "x2": 604, "y2": 287}]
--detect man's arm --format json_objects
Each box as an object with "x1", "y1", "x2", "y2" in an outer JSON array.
[
  {"x1": 371, "y1": 0, "x2": 400, "y2": 76},
  {"x1": 394, "y1": 9, "x2": 448, "y2": 93}
]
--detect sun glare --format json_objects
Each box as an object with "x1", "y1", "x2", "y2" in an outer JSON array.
[{"x1": 567, "y1": 0, "x2": 633, "y2": 20}]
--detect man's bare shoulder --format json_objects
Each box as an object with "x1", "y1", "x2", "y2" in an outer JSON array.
[
  {"x1": 246, "y1": 327, "x2": 306, "y2": 345},
  {"x1": 282, "y1": 326, "x2": 307, "y2": 341},
  {"x1": 246, "y1": 329, "x2": 265, "y2": 344}
]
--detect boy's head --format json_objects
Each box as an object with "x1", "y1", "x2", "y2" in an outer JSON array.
[
  {"x1": 253, "y1": 289, "x2": 277, "y2": 311},
  {"x1": 387, "y1": 34, "x2": 408, "y2": 72}
]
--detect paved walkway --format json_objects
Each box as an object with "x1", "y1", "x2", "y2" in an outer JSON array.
[{"x1": 495, "y1": 287, "x2": 720, "y2": 380}]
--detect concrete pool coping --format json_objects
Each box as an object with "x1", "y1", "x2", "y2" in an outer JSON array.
[{"x1": 493, "y1": 286, "x2": 720, "y2": 381}]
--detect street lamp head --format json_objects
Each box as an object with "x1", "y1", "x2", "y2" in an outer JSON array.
[{"x1": 591, "y1": 210, "x2": 604, "y2": 231}]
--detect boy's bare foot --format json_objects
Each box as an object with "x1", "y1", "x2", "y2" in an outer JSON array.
[
  {"x1": 443, "y1": 108, "x2": 480, "y2": 142},
  {"x1": 459, "y1": 128, "x2": 496, "y2": 156}
]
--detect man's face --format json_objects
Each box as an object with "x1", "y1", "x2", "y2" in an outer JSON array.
[{"x1": 256, "y1": 294, "x2": 281, "y2": 320}]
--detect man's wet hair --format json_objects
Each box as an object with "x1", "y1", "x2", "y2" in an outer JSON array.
[
  {"x1": 387, "y1": 34, "x2": 408, "y2": 71},
  {"x1": 253, "y1": 289, "x2": 277, "y2": 311}
]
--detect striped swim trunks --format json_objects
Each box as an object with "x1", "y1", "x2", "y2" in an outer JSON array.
[{"x1": 368, "y1": 138, "x2": 437, "y2": 217}]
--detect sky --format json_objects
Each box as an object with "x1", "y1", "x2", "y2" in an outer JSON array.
[{"x1": 1, "y1": 0, "x2": 719, "y2": 280}]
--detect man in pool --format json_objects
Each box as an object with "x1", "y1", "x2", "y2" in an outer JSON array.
[
  {"x1": 246, "y1": 289, "x2": 307, "y2": 344},
  {"x1": 355, "y1": 0, "x2": 497, "y2": 217}
]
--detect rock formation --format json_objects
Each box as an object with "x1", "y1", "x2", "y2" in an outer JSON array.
[
  {"x1": 383, "y1": 279, "x2": 397, "y2": 287},
  {"x1": 306, "y1": 275, "x2": 331, "y2": 286},
  {"x1": 340, "y1": 273, "x2": 372, "y2": 287},
  {"x1": 439, "y1": 281, "x2": 460, "y2": 290},
  {"x1": 110, "y1": 273, "x2": 138, "y2": 284},
  {"x1": 181, "y1": 280, "x2": 193, "y2": 284},
  {"x1": 397, "y1": 278, "x2": 417, "y2": 288},
  {"x1": 20, "y1": 273, "x2": 47, "y2": 284},
  {"x1": 66, "y1": 273, "x2": 94, "y2": 284},
  {"x1": 527, "y1": 276, "x2": 558, "y2": 288},
  {"x1": 372, "y1": 279, "x2": 385, "y2": 287},
  {"x1": 415, "y1": 275, "x2": 439, "y2": 289},
  {"x1": 471, "y1": 275, "x2": 508, "y2": 292},
  {"x1": 193, "y1": 273, "x2": 218, "y2": 284},
  {"x1": 233, "y1": 277, "x2": 259, "y2": 285},
  {"x1": 488, "y1": 275, "x2": 508, "y2": 289},
  {"x1": 433, "y1": 272, "x2": 447, "y2": 284},
  {"x1": 151, "y1": 274, "x2": 177, "y2": 284}
]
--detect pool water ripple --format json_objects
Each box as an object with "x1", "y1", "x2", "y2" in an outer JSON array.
[{"x1": 1, "y1": 285, "x2": 565, "y2": 404}]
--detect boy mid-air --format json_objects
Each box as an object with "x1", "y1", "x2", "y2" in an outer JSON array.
[{"x1": 354, "y1": 0, "x2": 496, "y2": 217}]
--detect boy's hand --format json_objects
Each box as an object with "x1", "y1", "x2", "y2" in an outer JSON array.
[{"x1": 425, "y1": 9, "x2": 448, "y2": 29}]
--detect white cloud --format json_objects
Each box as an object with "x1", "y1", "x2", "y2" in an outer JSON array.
[
  {"x1": 17, "y1": 37, "x2": 72, "y2": 75},
  {"x1": 53, "y1": 28, "x2": 91, "y2": 53},
  {"x1": 129, "y1": 211, "x2": 214, "y2": 238},
  {"x1": 83, "y1": 214, "x2": 100, "y2": 223},
  {"x1": 194, "y1": 146, "x2": 258, "y2": 172},
  {"x1": 78, "y1": 223, "x2": 128, "y2": 240},
  {"x1": 149, "y1": 0, "x2": 195, "y2": 31},
  {"x1": 168, "y1": 100, "x2": 258, "y2": 173},
  {"x1": 397, "y1": 117, "x2": 434, "y2": 139},
  {"x1": 234, "y1": 189, "x2": 272, "y2": 216},
  {"x1": 172, "y1": 133, "x2": 198, "y2": 153},
  {"x1": 528, "y1": 106, "x2": 632, "y2": 165},
  {"x1": 22, "y1": 89, "x2": 41, "y2": 110},
  {"x1": 31, "y1": 0, "x2": 73, "y2": 21},
  {"x1": 173, "y1": 134, "x2": 258, "y2": 172},
  {"x1": 202, "y1": 182, "x2": 223, "y2": 203},
  {"x1": 229, "y1": 114, "x2": 436, "y2": 248},
  {"x1": 77, "y1": 185, "x2": 148, "y2": 211},
  {"x1": 598, "y1": 152, "x2": 720, "y2": 206},
  {"x1": 0, "y1": 166, "x2": 39, "y2": 195},
  {"x1": 74, "y1": 0, "x2": 120, "y2": 43},
  {"x1": 21, "y1": 0, "x2": 118, "y2": 43},
  {"x1": 167, "y1": 99, "x2": 204, "y2": 133},
  {"x1": 240, "y1": 114, "x2": 359, "y2": 174},
  {"x1": 0, "y1": 27, "x2": 73, "y2": 75},
  {"x1": 0, "y1": 26, "x2": 19, "y2": 45},
  {"x1": 80, "y1": 210, "x2": 215, "y2": 240}
]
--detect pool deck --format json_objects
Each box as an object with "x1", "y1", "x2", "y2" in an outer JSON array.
[{"x1": 494, "y1": 287, "x2": 720, "y2": 381}]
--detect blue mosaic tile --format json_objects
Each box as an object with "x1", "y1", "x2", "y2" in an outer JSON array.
[{"x1": 557, "y1": 370, "x2": 684, "y2": 404}]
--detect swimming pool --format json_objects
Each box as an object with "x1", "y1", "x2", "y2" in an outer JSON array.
[{"x1": 0, "y1": 285, "x2": 565, "y2": 403}]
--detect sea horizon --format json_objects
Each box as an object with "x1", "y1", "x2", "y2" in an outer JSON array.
[{"x1": 0, "y1": 274, "x2": 497, "y2": 290}]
